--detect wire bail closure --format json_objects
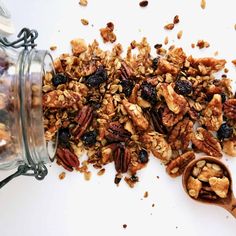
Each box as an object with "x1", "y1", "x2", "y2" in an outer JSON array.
[{"x1": 0, "y1": 28, "x2": 48, "y2": 189}]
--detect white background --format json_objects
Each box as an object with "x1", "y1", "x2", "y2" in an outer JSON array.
[{"x1": 0, "y1": 0, "x2": 236, "y2": 235}]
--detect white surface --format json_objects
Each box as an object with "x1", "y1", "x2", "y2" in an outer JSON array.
[{"x1": 0, "y1": 0, "x2": 236, "y2": 235}]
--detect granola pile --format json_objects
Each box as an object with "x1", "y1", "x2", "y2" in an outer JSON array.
[{"x1": 43, "y1": 37, "x2": 236, "y2": 186}]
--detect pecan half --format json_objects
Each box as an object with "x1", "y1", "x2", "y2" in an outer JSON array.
[
  {"x1": 120, "y1": 62, "x2": 134, "y2": 80},
  {"x1": 168, "y1": 118, "x2": 193, "y2": 150},
  {"x1": 113, "y1": 145, "x2": 131, "y2": 173},
  {"x1": 72, "y1": 106, "x2": 93, "y2": 140},
  {"x1": 43, "y1": 90, "x2": 80, "y2": 108},
  {"x1": 223, "y1": 99, "x2": 236, "y2": 120},
  {"x1": 160, "y1": 83, "x2": 188, "y2": 114},
  {"x1": 166, "y1": 151, "x2": 195, "y2": 177},
  {"x1": 201, "y1": 94, "x2": 223, "y2": 131},
  {"x1": 149, "y1": 108, "x2": 167, "y2": 134},
  {"x1": 162, "y1": 106, "x2": 187, "y2": 127},
  {"x1": 192, "y1": 127, "x2": 222, "y2": 157},
  {"x1": 56, "y1": 147, "x2": 80, "y2": 171},
  {"x1": 106, "y1": 121, "x2": 131, "y2": 142},
  {"x1": 122, "y1": 100, "x2": 149, "y2": 130}
]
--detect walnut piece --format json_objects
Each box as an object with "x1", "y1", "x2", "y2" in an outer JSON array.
[
  {"x1": 209, "y1": 176, "x2": 229, "y2": 198},
  {"x1": 223, "y1": 99, "x2": 236, "y2": 120},
  {"x1": 100, "y1": 22, "x2": 117, "y2": 43},
  {"x1": 223, "y1": 140, "x2": 236, "y2": 157},
  {"x1": 157, "y1": 58, "x2": 180, "y2": 76},
  {"x1": 187, "y1": 176, "x2": 202, "y2": 199},
  {"x1": 168, "y1": 118, "x2": 193, "y2": 150},
  {"x1": 166, "y1": 151, "x2": 195, "y2": 177},
  {"x1": 160, "y1": 83, "x2": 188, "y2": 114},
  {"x1": 192, "y1": 127, "x2": 222, "y2": 157},
  {"x1": 122, "y1": 100, "x2": 149, "y2": 130},
  {"x1": 201, "y1": 94, "x2": 223, "y2": 131},
  {"x1": 70, "y1": 38, "x2": 87, "y2": 55}
]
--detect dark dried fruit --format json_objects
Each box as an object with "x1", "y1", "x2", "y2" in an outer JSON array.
[
  {"x1": 139, "y1": 0, "x2": 148, "y2": 7},
  {"x1": 52, "y1": 74, "x2": 68, "y2": 87},
  {"x1": 221, "y1": 93, "x2": 227, "y2": 103},
  {"x1": 120, "y1": 79, "x2": 134, "y2": 97},
  {"x1": 81, "y1": 130, "x2": 97, "y2": 146},
  {"x1": 152, "y1": 57, "x2": 160, "y2": 70},
  {"x1": 139, "y1": 149, "x2": 149, "y2": 163},
  {"x1": 130, "y1": 175, "x2": 139, "y2": 182},
  {"x1": 84, "y1": 66, "x2": 108, "y2": 88},
  {"x1": 174, "y1": 80, "x2": 193, "y2": 95},
  {"x1": 140, "y1": 81, "x2": 157, "y2": 105},
  {"x1": 58, "y1": 127, "x2": 70, "y2": 147},
  {"x1": 217, "y1": 123, "x2": 233, "y2": 140}
]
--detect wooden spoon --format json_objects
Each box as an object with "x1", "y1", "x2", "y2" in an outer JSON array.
[{"x1": 182, "y1": 156, "x2": 236, "y2": 218}]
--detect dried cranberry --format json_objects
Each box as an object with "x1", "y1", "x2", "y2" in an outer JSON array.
[
  {"x1": 81, "y1": 130, "x2": 97, "y2": 146},
  {"x1": 174, "y1": 80, "x2": 192, "y2": 95},
  {"x1": 140, "y1": 82, "x2": 157, "y2": 105},
  {"x1": 85, "y1": 66, "x2": 108, "y2": 88},
  {"x1": 217, "y1": 123, "x2": 233, "y2": 140},
  {"x1": 152, "y1": 57, "x2": 160, "y2": 70},
  {"x1": 138, "y1": 149, "x2": 149, "y2": 163},
  {"x1": 120, "y1": 79, "x2": 134, "y2": 97},
  {"x1": 52, "y1": 74, "x2": 68, "y2": 87},
  {"x1": 58, "y1": 128, "x2": 70, "y2": 147}
]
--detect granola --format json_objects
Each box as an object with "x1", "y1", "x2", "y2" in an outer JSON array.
[{"x1": 43, "y1": 35, "x2": 235, "y2": 187}]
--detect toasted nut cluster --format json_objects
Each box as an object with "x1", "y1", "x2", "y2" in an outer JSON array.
[
  {"x1": 43, "y1": 36, "x2": 235, "y2": 186},
  {"x1": 187, "y1": 161, "x2": 230, "y2": 199}
]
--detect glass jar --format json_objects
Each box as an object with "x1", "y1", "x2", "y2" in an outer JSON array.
[{"x1": 0, "y1": 32, "x2": 57, "y2": 187}]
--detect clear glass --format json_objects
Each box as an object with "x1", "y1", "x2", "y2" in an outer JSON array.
[{"x1": 0, "y1": 46, "x2": 57, "y2": 171}]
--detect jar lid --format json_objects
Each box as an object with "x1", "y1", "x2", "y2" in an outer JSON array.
[{"x1": 0, "y1": 1, "x2": 14, "y2": 35}]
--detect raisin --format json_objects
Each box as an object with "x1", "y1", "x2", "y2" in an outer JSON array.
[
  {"x1": 139, "y1": 1, "x2": 148, "y2": 7},
  {"x1": 140, "y1": 82, "x2": 157, "y2": 105},
  {"x1": 84, "y1": 66, "x2": 108, "y2": 88},
  {"x1": 152, "y1": 57, "x2": 160, "y2": 70},
  {"x1": 52, "y1": 74, "x2": 68, "y2": 87},
  {"x1": 81, "y1": 130, "x2": 97, "y2": 146},
  {"x1": 221, "y1": 93, "x2": 226, "y2": 103},
  {"x1": 174, "y1": 80, "x2": 193, "y2": 95},
  {"x1": 58, "y1": 128, "x2": 70, "y2": 147},
  {"x1": 138, "y1": 149, "x2": 149, "y2": 163},
  {"x1": 217, "y1": 123, "x2": 233, "y2": 140},
  {"x1": 120, "y1": 79, "x2": 134, "y2": 97}
]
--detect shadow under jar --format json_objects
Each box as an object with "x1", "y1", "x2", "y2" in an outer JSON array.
[{"x1": 0, "y1": 44, "x2": 57, "y2": 187}]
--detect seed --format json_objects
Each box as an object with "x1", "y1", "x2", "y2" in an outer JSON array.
[
  {"x1": 217, "y1": 123, "x2": 233, "y2": 140},
  {"x1": 138, "y1": 149, "x2": 149, "y2": 163},
  {"x1": 52, "y1": 74, "x2": 68, "y2": 87},
  {"x1": 177, "y1": 30, "x2": 183, "y2": 40},
  {"x1": 174, "y1": 80, "x2": 193, "y2": 96},
  {"x1": 81, "y1": 130, "x2": 97, "y2": 146},
  {"x1": 140, "y1": 81, "x2": 157, "y2": 105},
  {"x1": 139, "y1": 1, "x2": 148, "y2": 7}
]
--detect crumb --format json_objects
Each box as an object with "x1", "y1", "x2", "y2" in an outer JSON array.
[
  {"x1": 81, "y1": 18, "x2": 89, "y2": 25},
  {"x1": 139, "y1": 1, "x2": 148, "y2": 7},
  {"x1": 59, "y1": 172, "x2": 66, "y2": 180},
  {"x1": 79, "y1": 0, "x2": 88, "y2": 6},
  {"x1": 224, "y1": 68, "x2": 229, "y2": 73},
  {"x1": 152, "y1": 203, "x2": 155, "y2": 207},
  {"x1": 156, "y1": 176, "x2": 160, "y2": 179},
  {"x1": 214, "y1": 51, "x2": 219, "y2": 56},
  {"x1": 84, "y1": 171, "x2": 92, "y2": 181},
  {"x1": 97, "y1": 168, "x2": 105, "y2": 176},
  {"x1": 234, "y1": 24, "x2": 236, "y2": 30},
  {"x1": 144, "y1": 191, "x2": 149, "y2": 198},
  {"x1": 150, "y1": 213, "x2": 152, "y2": 215},
  {"x1": 201, "y1": 0, "x2": 206, "y2": 9},
  {"x1": 164, "y1": 36, "x2": 169, "y2": 45},
  {"x1": 50, "y1": 45, "x2": 57, "y2": 51},
  {"x1": 100, "y1": 22, "x2": 117, "y2": 43},
  {"x1": 196, "y1": 40, "x2": 210, "y2": 49},
  {"x1": 164, "y1": 23, "x2": 175, "y2": 30},
  {"x1": 226, "y1": 215, "x2": 229, "y2": 219},
  {"x1": 123, "y1": 224, "x2": 127, "y2": 229},
  {"x1": 231, "y1": 59, "x2": 236, "y2": 66},
  {"x1": 191, "y1": 43, "x2": 195, "y2": 48},
  {"x1": 173, "y1": 15, "x2": 180, "y2": 24},
  {"x1": 176, "y1": 226, "x2": 178, "y2": 229},
  {"x1": 177, "y1": 30, "x2": 183, "y2": 39}
]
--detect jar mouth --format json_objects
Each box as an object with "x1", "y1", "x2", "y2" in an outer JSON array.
[{"x1": 20, "y1": 49, "x2": 58, "y2": 165}]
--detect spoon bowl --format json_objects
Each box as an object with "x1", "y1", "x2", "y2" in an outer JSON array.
[{"x1": 182, "y1": 156, "x2": 236, "y2": 218}]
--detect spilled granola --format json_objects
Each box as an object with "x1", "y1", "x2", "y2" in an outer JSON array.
[{"x1": 43, "y1": 37, "x2": 236, "y2": 187}]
